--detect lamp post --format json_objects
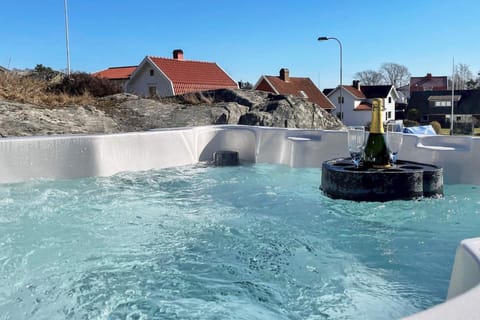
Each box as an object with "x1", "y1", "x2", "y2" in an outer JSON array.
[{"x1": 318, "y1": 36, "x2": 343, "y2": 120}]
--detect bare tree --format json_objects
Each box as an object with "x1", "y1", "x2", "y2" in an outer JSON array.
[
  {"x1": 353, "y1": 70, "x2": 384, "y2": 85},
  {"x1": 380, "y1": 63, "x2": 410, "y2": 87},
  {"x1": 468, "y1": 70, "x2": 480, "y2": 89},
  {"x1": 453, "y1": 63, "x2": 474, "y2": 89}
]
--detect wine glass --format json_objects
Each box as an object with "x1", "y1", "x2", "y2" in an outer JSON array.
[
  {"x1": 386, "y1": 121, "x2": 404, "y2": 165},
  {"x1": 347, "y1": 126, "x2": 366, "y2": 168}
]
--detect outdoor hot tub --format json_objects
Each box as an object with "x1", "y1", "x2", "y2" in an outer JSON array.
[{"x1": 1, "y1": 125, "x2": 479, "y2": 319}]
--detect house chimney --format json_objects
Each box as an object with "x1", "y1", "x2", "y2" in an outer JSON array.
[
  {"x1": 352, "y1": 80, "x2": 360, "y2": 90},
  {"x1": 279, "y1": 68, "x2": 290, "y2": 82},
  {"x1": 173, "y1": 49, "x2": 184, "y2": 60},
  {"x1": 426, "y1": 73, "x2": 432, "y2": 79}
]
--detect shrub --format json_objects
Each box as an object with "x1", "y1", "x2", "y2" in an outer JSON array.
[
  {"x1": 406, "y1": 108, "x2": 420, "y2": 121},
  {"x1": 429, "y1": 121, "x2": 442, "y2": 134},
  {"x1": 30, "y1": 64, "x2": 59, "y2": 81},
  {"x1": 48, "y1": 72, "x2": 121, "y2": 97}
]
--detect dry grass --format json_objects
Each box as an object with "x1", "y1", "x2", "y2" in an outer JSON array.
[{"x1": 0, "y1": 72, "x2": 95, "y2": 107}]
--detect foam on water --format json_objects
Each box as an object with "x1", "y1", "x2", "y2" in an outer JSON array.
[{"x1": 1, "y1": 164, "x2": 480, "y2": 319}]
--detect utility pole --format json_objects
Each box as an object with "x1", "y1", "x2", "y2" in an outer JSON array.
[
  {"x1": 450, "y1": 57, "x2": 454, "y2": 135},
  {"x1": 64, "y1": 0, "x2": 71, "y2": 75}
]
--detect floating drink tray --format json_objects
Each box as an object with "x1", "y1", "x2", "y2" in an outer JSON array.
[{"x1": 321, "y1": 158, "x2": 443, "y2": 202}]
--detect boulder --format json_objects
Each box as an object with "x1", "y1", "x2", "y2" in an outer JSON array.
[{"x1": 0, "y1": 89, "x2": 344, "y2": 137}]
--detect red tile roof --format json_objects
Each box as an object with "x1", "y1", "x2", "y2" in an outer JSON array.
[
  {"x1": 148, "y1": 56, "x2": 238, "y2": 95},
  {"x1": 343, "y1": 86, "x2": 366, "y2": 99},
  {"x1": 257, "y1": 75, "x2": 335, "y2": 110},
  {"x1": 410, "y1": 73, "x2": 448, "y2": 93},
  {"x1": 92, "y1": 66, "x2": 137, "y2": 80}
]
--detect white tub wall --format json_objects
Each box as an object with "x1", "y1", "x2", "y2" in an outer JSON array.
[
  {"x1": 447, "y1": 238, "x2": 480, "y2": 300},
  {"x1": 399, "y1": 134, "x2": 480, "y2": 184},
  {"x1": 0, "y1": 129, "x2": 200, "y2": 183},
  {"x1": 0, "y1": 125, "x2": 349, "y2": 183},
  {"x1": 0, "y1": 125, "x2": 261, "y2": 183},
  {"x1": 194, "y1": 126, "x2": 257, "y2": 163},
  {"x1": 0, "y1": 125, "x2": 480, "y2": 185},
  {"x1": 402, "y1": 286, "x2": 480, "y2": 320},
  {"x1": 252, "y1": 128, "x2": 349, "y2": 167},
  {"x1": 288, "y1": 130, "x2": 349, "y2": 167},
  {"x1": 0, "y1": 135, "x2": 100, "y2": 183},
  {"x1": 92, "y1": 130, "x2": 198, "y2": 177},
  {"x1": 251, "y1": 127, "x2": 294, "y2": 166}
]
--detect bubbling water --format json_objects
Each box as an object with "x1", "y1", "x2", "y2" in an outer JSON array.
[{"x1": 1, "y1": 164, "x2": 479, "y2": 319}]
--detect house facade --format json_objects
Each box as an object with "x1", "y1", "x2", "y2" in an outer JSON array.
[
  {"x1": 92, "y1": 66, "x2": 137, "y2": 90},
  {"x1": 253, "y1": 68, "x2": 335, "y2": 111},
  {"x1": 326, "y1": 81, "x2": 398, "y2": 126},
  {"x1": 407, "y1": 89, "x2": 480, "y2": 129},
  {"x1": 126, "y1": 50, "x2": 238, "y2": 97}
]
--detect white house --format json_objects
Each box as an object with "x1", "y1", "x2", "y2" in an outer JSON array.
[
  {"x1": 326, "y1": 80, "x2": 399, "y2": 126},
  {"x1": 125, "y1": 49, "x2": 238, "y2": 97}
]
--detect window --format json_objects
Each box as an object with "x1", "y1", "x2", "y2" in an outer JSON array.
[
  {"x1": 434, "y1": 101, "x2": 451, "y2": 107},
  {"x1": 387, "y1": 111, "x2": 392, "y2": 119},
  {"x1": 388, "y1": 97, "x2": 392, "y2": 103},
  {"x1": 148, "y1": 86, "x2": 157, "y2": 97},
  {"x1": 337, "y1": 96, "x2": 344, "y2": 104},
  {"x1": 149, "y1": 69, "x2": 154, "y2": 76}
]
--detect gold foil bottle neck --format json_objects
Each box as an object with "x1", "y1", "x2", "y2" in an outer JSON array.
[{"x1": 370, "y1": 98, "x2": 384, "y2": 134}]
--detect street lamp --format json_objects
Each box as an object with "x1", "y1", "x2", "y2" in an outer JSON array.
[{"x1": 318, "y1": 36, "x2": 343, "y2": 120}]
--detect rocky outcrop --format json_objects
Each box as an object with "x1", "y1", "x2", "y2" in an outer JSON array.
[
  {"x1": 0, "y1": 89, "x2": 344, "y2": 137},
  {"x1": 0, "y1": 100, "x2": 118, "y2": 137}
]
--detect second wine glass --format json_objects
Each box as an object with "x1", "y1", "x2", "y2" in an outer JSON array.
[
  {"x1": 386, "y1": 121, "x2": 404, "y2": 165},
  {"x1": 347, "y1": 126, "x2": 366, "y2": 168}
]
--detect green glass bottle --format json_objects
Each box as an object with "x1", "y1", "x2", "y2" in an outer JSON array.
[{"x1": 363, "y1": 98, "x2": 391, "y2": 168}]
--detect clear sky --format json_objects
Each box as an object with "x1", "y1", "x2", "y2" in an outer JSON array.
[{"x1": 1, "y1": 0, "x2": 479, "y2": 89}]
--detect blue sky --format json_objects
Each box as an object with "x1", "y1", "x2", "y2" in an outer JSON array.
[{"x1": 1, "y1": 0, "x2": 479, "y2": 89}]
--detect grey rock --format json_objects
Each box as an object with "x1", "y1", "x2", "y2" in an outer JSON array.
[
  {"x1": 0, "y1": 100, "x2": 118, "y2": 137},
  {"x1": 239, "y1": 111, "x2": 273, "y2": 126},
  {"x1": 0, "y1": 89, "x2": 344, "y2": 137}
]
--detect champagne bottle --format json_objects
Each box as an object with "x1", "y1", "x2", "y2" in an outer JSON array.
[{"x1": 363, "y1": 98, "x2": 391, "y2": 168}]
